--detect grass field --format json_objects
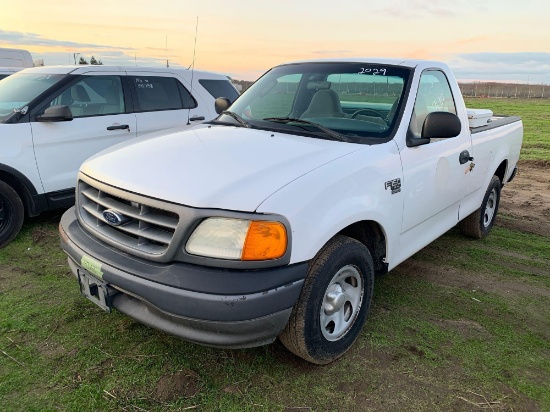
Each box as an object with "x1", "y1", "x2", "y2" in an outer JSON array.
[
  {"x1": 465, "y1": 98, "x2": 550, "y2": 163},
  {"x1": 1, "y1": 98, "x2": 549, "y2": 411}
]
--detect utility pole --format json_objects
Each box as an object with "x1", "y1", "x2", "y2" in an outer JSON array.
[
  {"x1": 73, "y1": 53, "x2": 80, "y2": 65},
  {"x1": 165, "y1": 35, "x2": 169, "y2": 68}
]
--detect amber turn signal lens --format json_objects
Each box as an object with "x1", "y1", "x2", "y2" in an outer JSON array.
[{"x1": 241, "y1": 221, "x2": 287, "y2": 261}]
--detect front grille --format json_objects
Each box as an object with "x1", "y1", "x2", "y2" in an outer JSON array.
[{"x1": 78, "y1": 180, "x2": 179, "y2": 255}]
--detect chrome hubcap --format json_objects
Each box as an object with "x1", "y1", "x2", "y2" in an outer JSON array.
[
  {"x1": 320, "y1": 265, "x2": 363, "y2": 341},
  {"x1": 483, "y1": 189, "x2": 497, "y2": 227}
]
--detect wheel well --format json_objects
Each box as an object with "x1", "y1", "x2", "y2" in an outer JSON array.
[
  {"x1": 338, "y1": 221, "x2": 387, "y2": 275},
  {"x1": 0, "y1": 172, "x2": 31, "y2": 216},
  {"x1": 494, "y1": 160, "x2": 508, "y2": 184}
]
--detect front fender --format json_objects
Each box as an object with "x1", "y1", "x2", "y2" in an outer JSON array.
[{"x1": 256, "y1": 141, "x2": 403, "y2": 269}]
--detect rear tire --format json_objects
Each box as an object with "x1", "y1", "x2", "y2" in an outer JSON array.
[
  {"x1": 459, "y1": 175, "x2": 501, "y2": 239},
  {"x1": 0, "y1": 180, "x2": 24, "y2": 248},
  {"x1": 279, "y1": 235, "x2": 374, "y2": 364}
]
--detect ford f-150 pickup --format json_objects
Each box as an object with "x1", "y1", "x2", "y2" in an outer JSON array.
[{"x1": 59, "y1": 58, "x2": 523, "y2": 364}]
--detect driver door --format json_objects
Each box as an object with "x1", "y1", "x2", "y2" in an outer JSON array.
[
  {"x1": 31, "y1": 73, "x2": 137, "y2": 194},
  {"x1": 398, "y1": 70, "x2": 472, "y2": 260}
]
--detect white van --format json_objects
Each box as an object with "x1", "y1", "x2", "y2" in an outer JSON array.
[
  {"x1": 0, "y1": 65, "x2": 239, "y2": 247},
  {"x1": 0, "y1": 48, "x2": 33, "y2": 80},
  {"x1": 0, "y1": 48, "x2": 33, "y2": 68}
]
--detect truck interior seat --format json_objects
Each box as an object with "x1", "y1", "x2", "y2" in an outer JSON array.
[{"x1": 301, "y1": 89, "x2": 345, "y2": 118}]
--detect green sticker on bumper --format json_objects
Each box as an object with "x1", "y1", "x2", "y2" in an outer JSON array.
[{"x1": 81, "y1": 255, "x2": 104, "y2": 279}]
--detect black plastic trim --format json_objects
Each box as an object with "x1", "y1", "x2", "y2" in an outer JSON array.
[
  {"x1": 0, "y1": 163, "x2": 39, "y2": 195},
  {"x1": 112, "y1": 293, "x2": 291, "y2": 348},
  {"x1": 46, "y1": 188, "x2": 75, "y2": 209},
  {"x1": 507, "y1": 166, "x2": 518, "y2": 183}
]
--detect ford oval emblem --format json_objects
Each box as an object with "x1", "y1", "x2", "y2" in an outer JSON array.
[{"x1": 102, "y1": 209, "x2": 129, "y2": 226}]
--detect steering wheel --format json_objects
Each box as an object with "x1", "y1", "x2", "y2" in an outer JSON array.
[{"x1": 351, "y1": 108, "x2": 386, "y2": 120}]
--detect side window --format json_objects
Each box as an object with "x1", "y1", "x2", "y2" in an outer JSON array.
[
  {"x1": 132, "y1": 76, "x2": 197, "y2": 112},
  {"x1": 410, "y1": 70, "x2": 456, "y2": 137},
  {"x1": 49, "y1": 76, "x2": 125, "y2": 118}
]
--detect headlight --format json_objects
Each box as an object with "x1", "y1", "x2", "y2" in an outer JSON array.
[{"x1": 185, "y1": 217, "x2": 287, "y2": 261}]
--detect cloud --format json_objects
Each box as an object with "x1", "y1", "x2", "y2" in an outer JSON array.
[
  {"x1": 0, "y1": 29, "x2": 133, "y2": 51},
  {"x1": 375, "y1": 0, "x2": 456, "y2": 18},
  {"x1": 448, "y1": 52, "x2": 550, "y2": 83},
  {"x1": 312, "y1": 50, "x2": 353, "y2": 55}
]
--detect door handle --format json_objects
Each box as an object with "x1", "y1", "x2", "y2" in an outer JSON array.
[
  {"x1": 459, "y1": 150, "x2": 474, "y2": 164},
  {"x1": 107, "y1": 124, "x2": 130, "y2": 131},
  {"x1": 189, "y1": 116, "x2": 205, "y2": 122}
]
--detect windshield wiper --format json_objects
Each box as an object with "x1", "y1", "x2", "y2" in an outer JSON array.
[
  {"x1": 263, "y1": 117, "x2": 352, "y2": 143},
  {"x1": 222, "y1": 111, "x2": 250, "y2": 128}
]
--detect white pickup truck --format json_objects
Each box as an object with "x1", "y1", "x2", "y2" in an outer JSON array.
[
  {"x1": 0, "y1": 65, "x2": 238, "y2": 247},
  {"x1": 59, "y1": 59, "x2": 523, "y2": 364}
]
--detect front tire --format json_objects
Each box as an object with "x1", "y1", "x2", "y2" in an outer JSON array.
[
  {"x1": 279, "y1": 235, "x2": 374, "y2": 364},
  {"x1": 0, "y1": 180, "x2": 24, "y2": 248},
  {"x1": 459, "y1": 175, "x2": 501, "y2": 239}
]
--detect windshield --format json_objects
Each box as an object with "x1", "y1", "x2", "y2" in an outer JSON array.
[
  {"x1": 221, "y1": 62, "x2": 411, "y2": 142},
  {"x1": 0, "y1": 73, "x2": 66, "y2": 122}
]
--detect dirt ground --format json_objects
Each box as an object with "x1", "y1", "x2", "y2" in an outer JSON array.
[{"x1": 497, "y1": 161, "x2": 550, "y2": 238}]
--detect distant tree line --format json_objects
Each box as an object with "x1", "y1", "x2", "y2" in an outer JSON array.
[
  {"x1": 78, "y1": 56, "x2": 103, "y2": 65},
  {"x1": 458, "y1": 82, "x2": 548, "y2": 99}
]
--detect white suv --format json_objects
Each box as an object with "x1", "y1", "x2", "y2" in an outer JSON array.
[{"x1": 0, "y1": 65, "x2": 239, "y2": 247}]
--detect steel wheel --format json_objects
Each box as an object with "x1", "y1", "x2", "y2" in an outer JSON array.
[
  {"x1": 320, "y1": 264, "x2": 363, "y2": 341},
  {"x1": 483, "y1": 189, "x2": 497, "y2": 228},
  {"x1": 459, "y1": 175, "x2": 501, "y2": 239},
  {"x1": 279, "y1": 235, "x2": 374, "y2": 364}
]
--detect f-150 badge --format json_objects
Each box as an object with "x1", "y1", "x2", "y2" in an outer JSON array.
[{"x1": 385, "y1": 178, "x2": 401, "y2": 194}]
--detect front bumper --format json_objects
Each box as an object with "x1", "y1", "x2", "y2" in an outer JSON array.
[{"x1": 60, "y1": 207, "x2": 307, "y2": 348}]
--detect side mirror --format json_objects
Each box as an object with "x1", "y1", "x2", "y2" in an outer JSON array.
[
  {"x1": 422, "y1": 111, "x2": 461, "y2": 139},
  {"x1": 406, "y1": 111, "x2": 462, "y2": 147},
  {"x1": 36, "y1": 105, "x2": 73, "y2": 122},
  {"x1": 214, "y1": 97, "x2": 231, "y2": 115}
]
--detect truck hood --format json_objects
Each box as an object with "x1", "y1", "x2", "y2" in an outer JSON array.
[{"x1": 81, "y1": 125, "x2": 362, "y2": 212}]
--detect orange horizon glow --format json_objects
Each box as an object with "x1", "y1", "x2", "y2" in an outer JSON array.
[{"x1": 1, "y1": 1, "x2": 549, "y2": 82}]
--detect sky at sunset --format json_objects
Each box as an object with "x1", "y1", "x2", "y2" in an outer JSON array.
[{"x1": 1, "y1": 0, "x2": 549, "y2": 83}]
